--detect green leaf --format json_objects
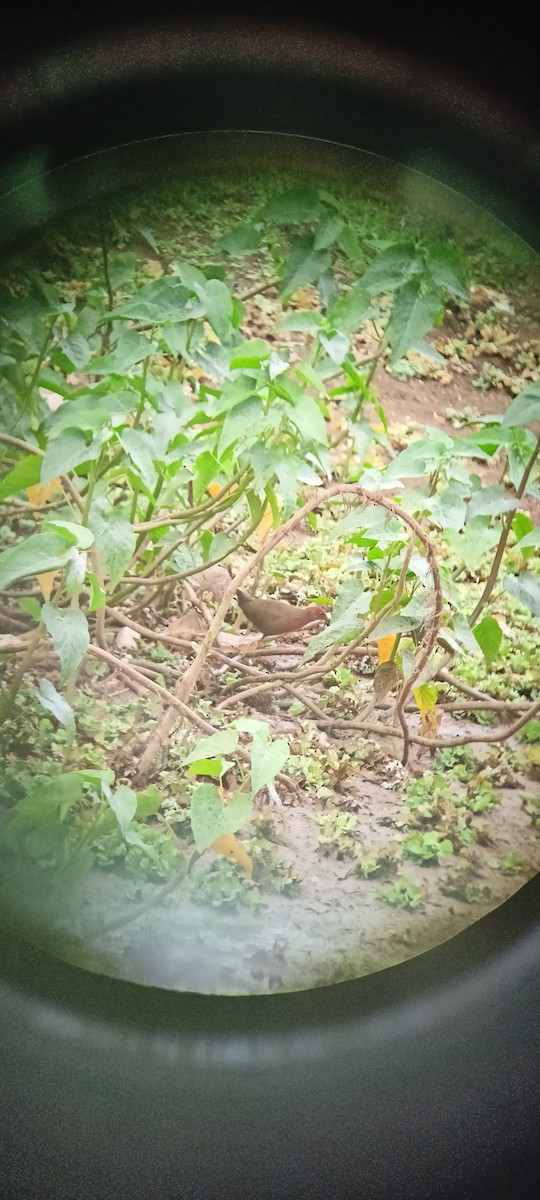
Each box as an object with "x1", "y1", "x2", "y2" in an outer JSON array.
[
  {"x1": 41, "y1": 429, "x2": 98, "y2": 483},
  {"x1": 78, "y1": 767, "x2": 116, "y2": 786},
  {"x1": 276, "y1": 457, "x2": 299, "y2": 519},
  {"x1": 187, "y1": 757, "x2": 233, "y2": 779},
  {"x1": 19, "y1": 596, "x2": 42, "y2": 622},
  {"x1": 190, "y1": 784, "x2": 252, "y2": 854},
  {"x1": 0, "y1": 532, "x2": 70, "y2": 592},
  {"x1": 331, "y1": 578, "x2": 366, "y2": 623},
  {"x1": 195, "y1": 278, "x2": 233, "y2": 342},
  {"x1": 512, "y1": 513, "x2": 534, "y2": 545},
  {"x1": 87, "y1": 329, "x2": 156, "y2": 375},
  {"x1": 261, "y1": 186, "x2": 323, "y2": 223},
  {"x1": 502, "y1": 382, "x2": 540, "y2": 427},
  {"x1": 452, "y1": 613, "x2": 482, "y2": 657},
  {"x1": 234, "y1": 717, "x2": 269, "y2": 737},
  {"x1": 184, "y1": 730, "x2": 239, "y2": 764},
  {"x1": 60, "y1": 332, "x2": 92, "y2": 370},
  {"x1": 36, "y1": 678, "x2": 75, "y2": 731},
  {"x1": 466, "y1": 484, "x2": 518, "y2": 520},
  {"x1": 138, "y1": 225, "x2": 160, "y2": 255},
  {"x1": 104, "y1": 783, "x2": 137, "y2": 836},
  {"x1": 250, "y1": 734, "x2": 290, "y2": 797},
  {"x1": 302, "y1": 581, "x2": 369, "y2": 663},
  {"x1": 424, "y1": 244, "x2": 468, "y2": 298},
  {"x1": 135, "y1": 785, "x2": 163, "y2": 818},
  {"x1": 48, "y1": 394, "x2": 131, "y2": 435},
  {"x1": 278, "y1": 236, "x2": 331, "y2": 298},
  {"x1": 191, "y1": 341, "x2": 231, "y2": 383},
  {"x1": 503, "y1": 571, "x2": 540, "y2": 617},
  {"x1": 43, "y1": 519, "x2": 95, "y2": 549},
  {"x1": 334, "y1": 505, "x2": 403, "y2": 544},
  {"x1": 314, "y1": 215, "x2": 344, "y2": 250},
  {"x1": 174, "y1": 262, "x2": 206, "y2": 290},
  {"x1": 108, "y1": 252, "x2": 138, "y2": 289},
  {"x1": 337, "y1": 225, "x2": 361, "y2": 260},
  {"x1": 328, "y1": 282, "x2": 370, "y2": 334},
  {"x1": 515, "y1": 526, "x2": 540, "y2": 551},
  {"x1": 118, "y1": 428, "x2": 158, "y2": 493},
  {"x1": 265, "y1": 352, "x2": 288, "y2": 384},
  {"x1": 87, "y1": 572, "x2": 106, "y2": 611},
  {"x1": 388, "y1": 279, "x2": 443, "y2": 364},
  {"x1": 217, "y1": 223, "x2": 263, "y2": 255},
  {"x1": 0, "y1": 454, "x2": 42, "y2": 502},
  {"x1": 278, "y1": 311, "x2": 324, "y2": 332},
  {"x1": 109, "y1": 278, "x2": 203, "y2": 325},
  {"x1": 42, "y1": 604, "x2": 90, "y2": 682},
  {"x1": 12, "y1": 773, "x2": 85, "y2": 823},
  {"x1": 64, "y1": 548, "x2": 87, "y2": 598},
  {"x1": 366, "y1": 611, "x2": 423, "y2": 641},
  {"x1": 218, "y1": 397, "x2": 266, "y2": 455},
  {"x1": 319, "y1": 330, "x2": 349, "y2": 365},
  {"x1": 507, "y1": 427, "x2": 537, "y2": 490},
  {"x1": 473, "y1": 616, "x2": 503, "y2": 667},
  {"x1": 287, "y1": 392, "x2": 328, "y2": 447},
  {"x1": 360, "y1": 243, "x2": 423, "y2": 296},
  {"x1": 428, "y1": 487, "x2": 467, "y2": 531},
  {"x1": 385, "y1": 434, "x2": 451, "y2": 481},
  {"x1": 443, "y1": 519, "x2": 499, "y2": 572},
  {"x1": 228, "y1": 339, "x2": 272, "y2": 369},
  {"x1": 88, "y1": 508, "x2": 136, "y2": 591}
]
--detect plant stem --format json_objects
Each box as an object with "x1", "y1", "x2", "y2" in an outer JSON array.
[
  {"x1": 238, "y1": 277, "x2": 279, "y2": 302},
  {"x1": 11, "y1": 316, "x2": 57, "y2": 434},
  {"x1": 99, "y1": 215, "x2": 114, "y2": 353},
  {"x1": 0, "y1": 622, "x2": 43, "y2": 725},
  {"x1": 468, "y1": 432, "x2": 540, "y2": 627}
]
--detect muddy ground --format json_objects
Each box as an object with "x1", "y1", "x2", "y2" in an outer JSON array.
[{"x1": 2, "y1": 175, "x2": 539, "y2": 994}]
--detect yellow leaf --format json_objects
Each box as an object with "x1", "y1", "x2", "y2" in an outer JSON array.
[
  {"x1": 26, "y1": 478, "x2": 61, "y2": 506},
  {"x1": 377, "y1": 635, "x2": 396, "y2": 664},
  {"x1": 413, "y1": 683, "x2": 438, "y2": 714},
  {"x1": 203, "y1": 322, "x2": 220, "y2": 344},
  {"x1": 254, "y1": 502, "x2": 275, "y2": 543},
  {"x1": 208, "y1": 481, "x2": 238, "y2": 500},
  {"x1": 211, "y1": 833, "x2": 253, "y2": 877},
  {"x1": 290, "y1": 287, "x2": 316, "y2": 308},
  {"x1": 37, "y1": 571, "x2": 57, "y2": 601},
  {"x1": 366, "y1": 449, "x2": 386, "y2": 469},
  {"x1": 414, "y1": 683, "x2": 441, "y2": 740},
  {"x1": 142, "y1": 260, "x2": 163, "y2": 278}
]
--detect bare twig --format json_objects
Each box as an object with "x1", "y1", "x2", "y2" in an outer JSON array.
[
  {"x1": 136, "y1": 482, "x2": 442, "y2": 780},
  {"x1": 314, "y1": 693, "x2": 540, "y2": 750},
  {"x1": 88, "y1": 645, "x2": 295, "y2": 793}
]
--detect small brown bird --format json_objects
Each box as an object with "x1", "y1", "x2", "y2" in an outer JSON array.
[{"x1": 236, "y1": 589, "x2": 329, "y2": 637}]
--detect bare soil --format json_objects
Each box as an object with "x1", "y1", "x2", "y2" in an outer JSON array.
[
  {"x1": 51, "y1": 778, "x2": 538, "y2": 996},
  {"x1": 2, "y1": 182, "x2": 539, "y2": 995}
]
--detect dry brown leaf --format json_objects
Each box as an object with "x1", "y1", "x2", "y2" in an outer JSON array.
[
  {"x1": 165, "y1": 609, "x2": 207, "y2": 637},
  {"x1": 189, "y1": 565, "x2": 231, "y2": 600},
  {"x1": 215, "y1": 630, "x2": 262, "y2": 648},
  {"x1": 38, "y1": 387, "x2": 64, "y2": 413}
]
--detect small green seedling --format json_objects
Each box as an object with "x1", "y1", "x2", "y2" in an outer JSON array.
[
  {"x1": 378, "y1": 876, "x2": 424, "y2": 909},
  {"x1": 402, "y1": 831, "x2": 454, "y2": 864}
]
